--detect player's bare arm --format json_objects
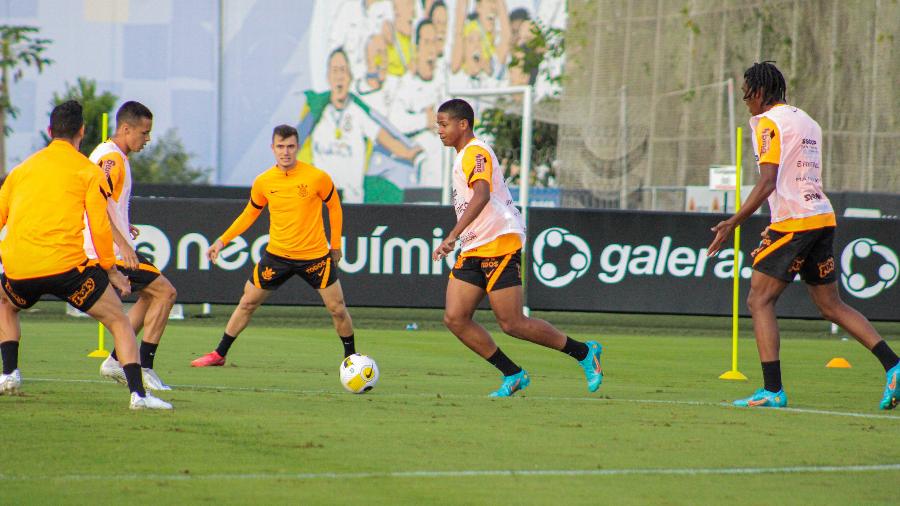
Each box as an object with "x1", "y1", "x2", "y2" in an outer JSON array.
[
  {"x1": 433, "y1": 179, "x2": 490, "y2": 260},
  {"x1": 707, "y1": 163, "x2": 778, "y2": 257},
  {"x1": 109, "y1": 212, "x2": 139, "y2": 270},
  {"x1": 129, "y1": 224, "x2": 140, "y2": 240},
  {"x1": 207, "y1": 239, "x2": 225, "y2": 263}
]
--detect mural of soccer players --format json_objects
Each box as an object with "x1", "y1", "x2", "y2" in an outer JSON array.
[
  {"x1": 388, "y1": 0, "x2": 417, "y2": 77},
  {"x1": 388, "y1": 19, "x2": 444, "y2": 186},
  {"x1": 312, "y1": 0, "x2": 566, "y2": 201},
  {"x1": 298, "y1": 48, "x2": 420, "y2": 203}
]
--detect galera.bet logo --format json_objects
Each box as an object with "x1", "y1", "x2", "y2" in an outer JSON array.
[
  {"x1": 532, "y1": 227, "x2": 592, "y2": 288},
  {"x1": 840, "y1": 238, "x2": 898, "y2": 299}
]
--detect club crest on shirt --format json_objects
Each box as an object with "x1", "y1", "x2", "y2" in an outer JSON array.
[
  {"x1": 474, "y1": 153, "x2": 486, "y2": 174},
  {"x1": 297, "y1": 184, "x2": 309, "y2": 198}
]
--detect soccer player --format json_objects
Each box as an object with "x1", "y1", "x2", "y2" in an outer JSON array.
[
  {"x1": 707, "y1": 62, "x2": 900, "y2": 410},
  {"x1": 0, "y1": 100, "x2": 170, "y2": 409},
  {"x1": 85, "y1": 101, "x2": 178, "y2": 391},
  {"x1": 431, "y1": 99, "x2": 602, "y2": 397},
  {"x1": 191, "y1": 125, "x2": 357, "y2": 367}
]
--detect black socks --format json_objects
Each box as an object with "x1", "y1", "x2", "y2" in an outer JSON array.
[
  {"x1": 340, "y1": 334, "x2": 356, "y2": 357},
  {"x1": 123, "y1": 362, "x2": 146, "y2": 397},
  {"x1": 561, "y1": 336, "x2": 589, "y2": 362},
  {"x1": 140, "y1": 341, "x2": 158, "y2": 369},
  {"x1": 761, "y1": 360, "x2": 782, "y2": 393},
  {"x1": 871, "y1": 340, "x2": 900, "y2": 372},
  {"x1": 216, "y1": 333, "x2": 237, "y2": 357},
  {"x1": 1, "y1": 341, "x2": 19, "y2": 375},
  {"x1": 487, "y1": 348, "x2": 522, "y2": 377}
]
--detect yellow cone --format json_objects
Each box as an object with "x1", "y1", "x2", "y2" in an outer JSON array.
[{"x1": 826, "y1": 357, "x2": 852, "y2": 368}]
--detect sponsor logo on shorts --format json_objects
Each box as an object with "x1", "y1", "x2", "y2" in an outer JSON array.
[
  {"x1": 261, "y1": 266, "x2": 276, "y2": 281},
  {"x1": 68, "y1": 278, "x2": 96, "y2": 307},
  {"x1": 3, "y1": 280, "x2": 26, "y2": 306},
  {"x1": 789, "y1": 257, "x2": 805, "y2": 274},
  {"x1": 818, "y1": 257, "x2": 835, "y2": 278},
  {"x1": 305, "y1": 260, "x2": 327, "y2": 274}
]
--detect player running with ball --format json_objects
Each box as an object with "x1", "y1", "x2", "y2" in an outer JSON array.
[{"x1": 432, "y1": 98, "x2": 602, "y2": 397}]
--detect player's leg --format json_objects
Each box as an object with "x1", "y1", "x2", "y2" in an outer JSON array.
[
  {"x1": 444, "y1": 273, "x2": 526, "y2": 397},
  {"x1": 131, "y1": 275, "x2": 177, "y2": 389},
  {"x1": 191, "y1": 281, "x2": 271, "y2": 366},
  {"x1": 84, "y1": 282, "x2": 170, "y2": 409},
  {"x1": 0, "y1": 293, "x2": 23, "y2": 395},
  {"x1": 101, "y1": 260, "x2": 176, "y2": 389},
  {"x1": 801, "y1": 225, "x2": 899, "y2": 409},
  {"x1": 731, "y1": 228, "x2": 798, "y2": 407},
  {"x1": 488, "y1": 284, "x2": 603, "y2": 392},
  {"x1": 317, "y1": 280, "x2": 356, "y2": 358}
]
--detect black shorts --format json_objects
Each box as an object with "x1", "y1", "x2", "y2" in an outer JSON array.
[
  {"x1": 1, "y1": 264, "x2": 109, "y2": 311},
  {"x1": 250, "y1": 251, "x2": 338, "y2": 291},
  {"x1": 450, "y1": 249, "x2": 522, "y2": 292},
  {"x1": 116, "y1": 253, "x2": 161, "y2": 291},
  {"x1": 751, "y1": 226, "x2": 836, "y2": 284}
]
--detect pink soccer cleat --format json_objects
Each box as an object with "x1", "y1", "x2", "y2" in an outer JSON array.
[{"x1": 190, "y1": 351, "x2": 226, "y2": 367}]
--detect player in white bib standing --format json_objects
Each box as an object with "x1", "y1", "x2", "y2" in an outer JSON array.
[
  {"x1": 85, "y1": 101, "x2": 178, "y2": 391},
  {"x1": 431, "y1": 98, "x2": 602, "y2": 397},
  {"x1": 708, "y1": 62, "x2": 899, "y2": 410}
]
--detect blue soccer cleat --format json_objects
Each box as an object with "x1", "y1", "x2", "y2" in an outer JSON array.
[
  {"x1": 489, "y1": 369, "x2": 530, "y2": 398},
  {"x1": 578, "y1": 341, "x2": 603, "y2": 392},
  {"x1": 880, "y1": 362, "x2": 900, "y2": 410},
  {"x1": 733, "y1": 388, "x2": 788, "y2": 408}
]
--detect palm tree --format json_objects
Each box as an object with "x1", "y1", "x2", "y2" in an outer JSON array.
[{"x1": 0, "y1": 25, "x2": 52, "y2": 176}]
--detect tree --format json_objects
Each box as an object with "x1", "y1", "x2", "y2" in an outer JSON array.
[
  {"x1": 46, "y1": 78, "x2": 117, "y2": 157},
  {"x1": 130, "y1": 129, "x2": 210, "y2": 184},
  {"x1": 0, "y1": 25, "x2": 52, "y2": 176}
]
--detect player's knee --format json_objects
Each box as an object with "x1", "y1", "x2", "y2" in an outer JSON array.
[
  {"x1": 443, "y1": 312, "x2": 466, "y2": 332},
  {"x1": 815, "y1": 299, "x2": 844, "y2": 322},
  {"x1": 497, "y1": 315, "x2": 525, "y2": 336},
  {"x1": 746, "y1": 291, "x2": 774, "y2": 314},
  {"x1": 237, "y1": 299, "x2": 261, "y2": 314}
]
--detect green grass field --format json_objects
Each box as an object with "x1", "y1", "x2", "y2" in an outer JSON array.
[{"x1": 2, "y1": 303, "x2": 899, "y2": 505}]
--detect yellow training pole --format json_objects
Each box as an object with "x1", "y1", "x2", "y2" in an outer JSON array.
[
  {"x1": 87, "y1": 114, "x2": 110, "y2": 359},
  {"x1": 720, "y1": 127, "x2": 747, "y2": 380}
]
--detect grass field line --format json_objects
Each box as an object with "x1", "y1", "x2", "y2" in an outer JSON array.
[
  {"x1": 2, "y1": 463, "x2": 900, "y2": 482},
  {"x1": 26, "y1": 376, "x2": 900, "y2": 420}
]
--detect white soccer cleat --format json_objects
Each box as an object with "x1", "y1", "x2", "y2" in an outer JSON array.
[
  {"x1": 0, "y1": 369, "x2": 22, "y2": 395},
  {"x1": 100, "y1": 356, "x2": 126, "y2": 384},
  {"x1": 129, "y1": 392, "x2": 173, "y2": 410},
  {"x1": 141, "y1": 368, "x2": 172, "y2": 391}
]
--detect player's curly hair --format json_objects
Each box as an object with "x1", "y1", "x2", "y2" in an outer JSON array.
[{"x1": 743, "y1": 61, "x2": 786, "y2": 106}]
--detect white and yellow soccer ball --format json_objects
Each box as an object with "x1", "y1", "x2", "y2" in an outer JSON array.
[{"x1": 339, "y1": 354, "x2": 379, "y2": 393}]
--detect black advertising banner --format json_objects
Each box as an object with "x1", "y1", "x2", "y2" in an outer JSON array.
[
  {"x1": 130, "y1": 198, "x2": 458, "y2": 308},
  {"x1": 526, "y1": 209, "x2": 900, "y2": 321},
  {"x1": 129, "y1": 198, "x2": 900, "y2": 320}
]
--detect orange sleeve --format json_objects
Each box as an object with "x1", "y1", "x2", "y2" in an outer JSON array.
[
  {"x1": 219, "y1": 177, "x2": 266, "y2": 245},
  {"x1": 755, "y1": 117, "x2": 781, "y2": 166},
  {"x1": 461, "y1": 146, "x2": 493, "y2": 191},
  {"x1": 97, "y1": 152, "x2": 126, "y2": 202},
  {"x1": 320, "y1": 174, "x2": 342, "y2": 250},
  {"x1": 85, "y1": 167, "x2": 116, "y2": 269}
]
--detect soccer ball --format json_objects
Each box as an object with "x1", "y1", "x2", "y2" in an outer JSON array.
[{"x1": 339, "y1": 354, "x2": 379, "y2": 394}]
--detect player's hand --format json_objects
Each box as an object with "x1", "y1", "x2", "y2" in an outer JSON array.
[
  {"x1": 129, "y1": 225, "x2": 140, "y2": 240},
  {"x1": 760, "y1": 226, "x2": 769, "y2": 238},
  {"x1": 432, "y1": 236, "x2": 456, "y2": 261},
  {"x1": 107, "y1": 268, "x2": 131, "y2": 297},
  {"x1": 707, "y1": 219, "x2": 736, "y2": 257},
  {"x1": 330, "y1": 249, "x2": 342, "y2": 265},
  {"x1": 207, "y1": 239, "x2": 224, "y2": 263},
  {"x1": 119, "y1": 244, "x2": 139, "y2": 271}
]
